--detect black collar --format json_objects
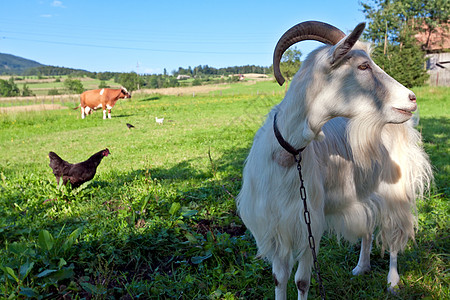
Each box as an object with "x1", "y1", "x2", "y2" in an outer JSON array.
[{"x1": 273, "y1": 112, "x2": 306, "y2": 157}]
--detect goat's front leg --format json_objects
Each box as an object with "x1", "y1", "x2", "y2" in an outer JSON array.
[
  {"x1": 294, "y1": 250, "x2": 314, "y2": 300},
  {"x1": 387, "y1": 250, "x2": 400, "y2": 292},
  {"x1": 273, "y1": 256, "x2": 294, "y2": 300},
  {"x1": 352, "y1": 234, "x2": 372, "y2": 275}
]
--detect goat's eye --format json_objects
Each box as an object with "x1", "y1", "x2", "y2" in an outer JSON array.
[{"x1": 358, "y1": 63, "x2": 370, "y2": 70}]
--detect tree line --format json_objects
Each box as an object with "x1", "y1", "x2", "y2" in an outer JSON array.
[
  {"x1": 22, "y1": 64, "x2": 270, "y2": 79},
  {"x1": 174, "y1": 65, "x2": 270, "y2": 76}
]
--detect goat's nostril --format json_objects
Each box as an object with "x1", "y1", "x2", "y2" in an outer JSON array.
[{"x1": 409, "y1": 94, "x2": 417, "y2": 103}]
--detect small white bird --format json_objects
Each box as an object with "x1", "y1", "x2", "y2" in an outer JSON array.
[{"x1": 155, "y1": 117, "x2": 164, "y2": 125}]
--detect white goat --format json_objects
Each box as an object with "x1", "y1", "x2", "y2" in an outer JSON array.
[{"x1": 236, "y1": 21, "x2": 432, "y2": 299}]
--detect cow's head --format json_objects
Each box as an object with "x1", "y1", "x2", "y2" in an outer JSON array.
[{"x1": 121, "y1": 87, "x2": 131, "y2": 99}]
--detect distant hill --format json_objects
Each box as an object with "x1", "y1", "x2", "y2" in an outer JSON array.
[
  {"x1": 0, "y1": 53, "x2": 92, "y2": 76},
  {"x1": 0, "y1": 53, "x2": 45, "y2": 75}
]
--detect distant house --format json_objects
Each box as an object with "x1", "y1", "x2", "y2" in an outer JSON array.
[
  {"x1": 415, "y1": 22, "x2": 450, "y2": 86},
  {"x1": 176, "y1": 75, "x2": 191, "y2": 80}
]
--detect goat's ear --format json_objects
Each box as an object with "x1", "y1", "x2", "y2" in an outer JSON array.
[{"x1": 331, "y1": 22, "x2": 365, "y2": 65}]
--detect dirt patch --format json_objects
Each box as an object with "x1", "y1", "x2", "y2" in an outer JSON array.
[
  {"x1": 0, "y1": 94, "x2": 80, "y2": 102},
  {"x1": 242, "y1": 73, "x2": 270, "y2": 79},
  {"x1": 195, "y1": 219, "x2": 246, "y2": 237},
  {"x1": 0, "y1": 104, "x2": 67, "y2": 113}
]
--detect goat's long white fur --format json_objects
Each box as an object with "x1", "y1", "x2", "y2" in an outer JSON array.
[{"x1": 237, "y1": 26, "x2": 432, "y2": 299}]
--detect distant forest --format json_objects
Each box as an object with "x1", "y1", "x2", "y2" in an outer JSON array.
[
  {"x1": 174, "y1": 65, "x2": 270, "y2": 76},
  {"x1": 1, "y1": 53, "x2": 270, "y2": 77},
  {"x1": 20, "y1": 64, "x2": 270, "y2": 77}
]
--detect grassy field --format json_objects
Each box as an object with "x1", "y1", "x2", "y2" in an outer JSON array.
[
  {"x1": 2, "y1": 76, "x2": 120, "y2": 96},
  {"x1": 4, "y1": 75, "x2": 273, "y2": 98},
  {"x1": 0, "y1": 82, "x2": 448, "y2": 299}
]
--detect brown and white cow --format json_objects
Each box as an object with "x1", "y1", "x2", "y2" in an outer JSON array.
[{"x1": 75, "y1": 87, "x2": 131, "y2": 119}]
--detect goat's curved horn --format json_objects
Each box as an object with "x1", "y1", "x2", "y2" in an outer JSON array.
[{"x1": 273, "y1": 21, "x2": 346, "y2": 86}]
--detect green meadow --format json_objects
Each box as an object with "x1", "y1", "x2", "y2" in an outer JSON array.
[{"x1": 0, "y1": 82, "x2": 448, "y2": 299}]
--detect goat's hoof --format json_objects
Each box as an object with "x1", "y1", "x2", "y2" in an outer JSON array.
[
  {"x1": 387, "y1": 284, "x2": 400, "y2": 295},
  {"x1": 352, "y1": 265, "x2": 371, "y2": 276}
]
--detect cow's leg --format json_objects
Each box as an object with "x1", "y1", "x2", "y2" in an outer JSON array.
[
  {"x1": 81, "y1": 107, "x2": 85, "y2": 119},
  {"x1": 387, "y1": 250, "x2": 400, "y2": 292},
  {"x1": 273, "y1": 256, "x2": 294, "y2": 300},
  {"x1": 352, "y1": 234, "x2": 372, "y2": 275},
  {"x1": 107, "y1": 104, "x2": 112, "y2": 119},
  {"x1": 102, "y1": 105, "x2": 107, "y2": 119}
]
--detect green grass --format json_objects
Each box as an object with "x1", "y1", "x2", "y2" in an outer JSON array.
[{"x1": 0, "y1": 82, "x2": 448, "y2": 299}]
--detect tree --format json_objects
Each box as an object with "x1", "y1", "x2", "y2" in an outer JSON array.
[
  {"x1": 372, "y1": 28, "x2": 429, "y2": 88},
  {"x1": 118, "y1": 72, "x2": 140, "y2": 92},
  {"x1": 279, "y1": 46, "x2": 302, "y2": 83},
  {"x1": 361, "y1": 0, "x2": 449, "y2": 87},
  {"x1": 0, "y1": 78, "x2": 20, "y2": 97},
  {"x1": 362, "y1": 0, "x2": 449, "y2": 46},
  {"x1": 64, "y1": 78, "x2": 84, "y2": 94}
]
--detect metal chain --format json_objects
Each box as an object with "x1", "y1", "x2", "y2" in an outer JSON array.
[
  {"x1": 272, "y1": 112, "x2": 325, "y2": 299},
  {"x1": 295, "y1": 153, "x2": 326, "y2": 300}
]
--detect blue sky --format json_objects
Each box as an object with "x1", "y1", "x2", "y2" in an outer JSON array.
[{"x1": 1, "y1": 0, "x2": 366, "y2": 74}]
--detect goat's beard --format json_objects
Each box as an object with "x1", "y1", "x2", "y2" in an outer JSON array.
[{"x1": 346, "y1": 114, "x2": 386, "y2": 170}]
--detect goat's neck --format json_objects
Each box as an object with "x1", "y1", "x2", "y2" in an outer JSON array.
[
  {"x1": 276, "y1": 89, "x2": 329, "y2": 150},
  {"x1": 276, "y1": 106, "x2": 319, "y2": 151}
]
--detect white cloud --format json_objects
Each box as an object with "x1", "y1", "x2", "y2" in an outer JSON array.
[
  {"x1": 40, "y1": 14, "x2": 53, "y2": 18},
  {"x1": 51, "y1": 1, "x2": 65, "y2": 8}
]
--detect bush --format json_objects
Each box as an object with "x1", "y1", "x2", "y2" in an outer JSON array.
[
  {"x1": 64, "y1": 78, "x2": 84, "y2": 94},
  {"x1": 192, "y1": 78, "x2": 202, "y2": 86},
  {"x1": 98, "y1": 81, "x2": 110, "y2": 89},
  {"x1": 0, "y1": 78, "x2": 19, "y2": 97},
  {"x1": 21, "y1": 84, "x2": 35, "y2": 97},
  {"x1": 48, "y1": 88, "x2": 60, "y2": 95}
]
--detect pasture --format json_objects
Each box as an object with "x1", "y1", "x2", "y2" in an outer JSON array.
[
  {"x1": 0, "y1": 82, "x2": 448, "y2": 299},
  {"x1": 2, "y1": 76, "x2": 121, "y2": 96}
]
